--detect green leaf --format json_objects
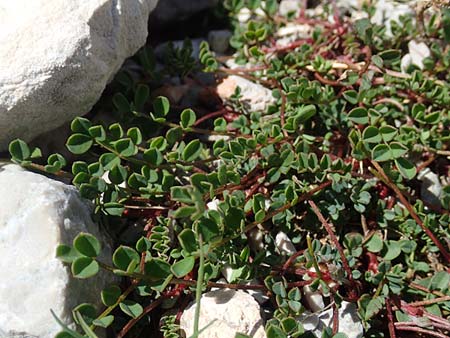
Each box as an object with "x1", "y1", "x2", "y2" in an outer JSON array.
[
  {"x1": 171, "y1": 186, "x2": 194, "y2": 204},
  {"x1": 72, "y1": 303, "x2": 96, "y2": 325},
  {"x1": 113, "y1": 246, "x2": 140, "y2": 271},
  {"x1": 172, "y1": 206, "x2": 197, "y2": 218},
  {"x1": 395, "y1": 157, "x2": 416, "y2": 180},
  {"x1": 9, "y1": 139, "x2": 30, "y2": 161},
  {"x1": 180, "y1": 108, "x2": 197, "y2": 128},
  {"x1": 134, "y1": 84, "x2": 149, "y2": 110},
  {"x1": 372, "y1": 144, "x2": 392, "y2": 162},
  {"x1": 383, "y1": 240, "x2": 402, "y2": 260},
  {"x1": 171, "y1": 256, "x2": 195, "y2": 278},
  {"x1": 182, "y1": 139, "x2": 203, "y2": 162},
  {"x1": 379, "y1": 125, "x2": 397, "y2": 142},
  {"x1": 71, "y1": 117, "x2": 92, "y2": 134},
  {"x1": 266, "y1": 324, "x2": 287, "y2": 338},
  {"x1": 103, "y1": 202, "x2": 124, "y2": 216},
  {"x1": 197, "y1": 218, "x2": 221, "y2": 243},
  {"x1": 348, "y1": 107, "x2": 368, "y2": 125},
  {"x1": 51, "y1": 310, "x2": 86, "y2": 338},
  {"x1": 365, "y1": 296, "x2": 385, "y2": 320},
  {"x1": 73, "y1": 233, "x2": 101, "y2": 258},
  {"x1": 66, "y1": 134, "x2": 93, "y2": 155},
  {"x1": 113, "y1": 93, "x2": 130, "y2": 113},
  {"x1": 144, "y1": 258, "x2": 172, "y2": 279},
  {"x1": 92, "y1": 315, "x2": 114, "y2": 328},
  {"x1": 390, "y1": 142, "x2": 408, "y2": 159},
  {"x1": 343, "y1": 90, "x2": 358, "y2": 104},
  {"x1": 71, "y1": 257, "x2": 99, "y2": 279},
  {"x1": 127, "y1": 127, "x2": 143, "y2": 145},
  {"x1": 99, "y1": 153, "x2": 120, "y2": 171},
  {"x1": 178, "y1": 229, "x2": 197, "y2": 254},
  {"x1": 109, "y1": 164, "x2": 128, "y2": 184},
  {"x1": 88, "y1": 125, "x2": 106, "y2": 141},
  {"x1": 120, "y1": 300, "x2": 143, "y2": 319},
  {"x1": 362, "y1": 126, "x2": 381, "y2": 143},
  {"x1": 114, "y1": 138, "x2": 138, "y2": 157},
  {"x1": 153, "y1": 96, "x2": 170, "y2": 117},
  {"x1": 56, "y1": 244, "x2": 81, "y2": 263},
  {"x1": 365, "y1": 234, "x2": 383, "y2": 253},
  {"x1": 101, "y1": 285, "x2": 122, "y2": 307},
  {"x1": 378, "y1": 49, "x2": 401, "y2": 61},
  {"x1": 371, "y1": 55, "x2": 383, "y2": 68},
  {"x1": 296, "y1": 104, "x2": 316, "y2": 123}
]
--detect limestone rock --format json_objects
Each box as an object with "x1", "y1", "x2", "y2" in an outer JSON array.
[
  {"x1": 417, "y1": 168, "x2": 443, "y2": 209},
  {"x1": 298, "y1": 301, "x2": 364, "y2": 338},
  {"x1": 180, "y1": 289, "x2": 265, "y2": 338},
  {"x1": 0, "y1": 0, "x2": 157, "y2": 150},
  {"x1": 217, "y1": 75, "x2": 275, "y2": 112},
  {"x1": 401, "y1": 40, "x2": 431, "y2": 72},
  {"x1": 0, "y1": 164, "x2": 115, "y2": 338}
]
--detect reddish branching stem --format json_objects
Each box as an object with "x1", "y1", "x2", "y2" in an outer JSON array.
[
  {"x1": 308, "y1": 200, "x2": 354, "y2": 284},
  {"x1": 371, "y1": 161, "x2": 450, "y2": 263},
  {"x1": 386, "y1": 297, "x2": 397, "y2": 338}
]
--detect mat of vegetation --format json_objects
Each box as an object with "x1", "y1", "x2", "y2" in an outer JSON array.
[{"x1": 9, "y1": 1, "x2": 450, "y2": 337}]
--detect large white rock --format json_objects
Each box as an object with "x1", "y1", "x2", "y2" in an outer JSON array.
[
  {"x1": 0, "y1": 164, "x2": 115, "y2": 338},
  {"x1": 180, "y1": 289, "x2": 265, "y2": 338},
  {"x1": 0, "y1": 0, "x2": 157, "y2": 150}
]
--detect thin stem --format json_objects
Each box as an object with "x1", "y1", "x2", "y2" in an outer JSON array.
[
  {"x1": 117, "y1": 297, "x2": 163, "y2": 338},
  {"x1": 307, "y1": 234, "x2": 322, "y2": 280},
  {"x1": 370, "y1": 160, "x2": 450, "y2": 263},
  {"x1": 394, "y1": 323, "x2": 450, "y2": 338},
  {"x1": 308, "y1": 200, "x2": 354, "y2": 283}
]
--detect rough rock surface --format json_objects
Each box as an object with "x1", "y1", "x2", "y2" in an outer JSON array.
[
  {"x1": 180, "y1": 289, "x2": 265, "y2": 338},
  {"x1": 298, "y1": 301, "x2": 364, "y2": 338},
  {"x1": 0, "y1": 164, "x2": 114, "y2": 338},
  {"x1": 217, "y1": 75, "x2": 275, "y2": 112},
  {"x1": 0, "y1": 0, "x2": 157, "y2": 150}
]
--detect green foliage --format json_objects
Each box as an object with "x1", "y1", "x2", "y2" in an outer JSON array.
[{"x1": 9, "y1": 2, "x2": 450, "y2": 337}]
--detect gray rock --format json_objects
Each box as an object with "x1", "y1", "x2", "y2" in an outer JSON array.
[
  {"x1": 180, "y1": 289, "x2": 265, "y2": 338},
  {"x1": 0, "y1": 0, "x2": 157, "y2": 150},
  {"x1": 0, "y1": 164, "x2": 115, "y2": 338},
  {"x1": 298, "y1": 301, "x2": 364, "y2": 338},
  {"x1": 417, "y1": 168, "x2": 443, "y2": 209}
]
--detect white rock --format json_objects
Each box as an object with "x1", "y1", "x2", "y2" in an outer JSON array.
[
  {"x1": 279, "y1": 0, "x2": 301, "y2": 17},
  {"x1": 401, "y1": 40, "x2": 431, "y2": 72},
  {"x1": 275, "y1": 231, "x2": 296, "y2": 255},
  {"x1": 417, "y1": 168, "x2": 443, "y2": 209},
  {"x1": 180, "y1": 289, "x2": 265, "y2": 338},
  {"x1": 298, "y1": 301, "x2": 363, "y2": 338},
  {"x1": 0, "y1": 164, "x2": 115, "y2": 338},
  {"x1": 0, "y1": 0, "x2": 157, "y2": 150},
  {"x1": 303, "y1": 285, "x2": 326, "y2": 312},
  {"x1": 208, "y1": 30, "x2": 232, "y2": 54},
  {"x1": 371, "y1": 0, "x2": 414, "y2": 36},
  {"x1": 276, "y1": 24, "x2": 311, "y2": 47},
  {"x1": 217, "y1": 75, "x2": 275, "y2": 112},
  {"x1": 207, "y1": 198, "x2": 220, "y2": 211}
]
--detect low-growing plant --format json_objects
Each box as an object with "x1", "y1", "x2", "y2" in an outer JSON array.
[{"x1": 9, "y1": 1, "x2": 450, "y2": 337}]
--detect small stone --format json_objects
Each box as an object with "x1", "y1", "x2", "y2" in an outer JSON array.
[
  {"x1": 217, "y1": 75, "x2": 275, "y2": 112},
  {"x1": 298, "y1": 301, "x2": 364, "y2": 338},
  {"x1": 279, "y1": 0, "x2": 301, "y2": 17},
  {"x1": 275, "y1": 231, "x2": 296, "y2": 255},
  {"x1": 303, "y1": 285, "x2": 326, "y2": 312},
  {"x1": 0, "y1": 164, "x2": 115, "y2": 338},
  {"x1": 180, "y1": 289, "x2": 265, "y2": 338},
  {"x1": 371, "y1": 0, "x2": 414, "y2": 36},
  {"x1": 275, "y1": 24, "x2": 311, "y2": 47},
  {"x1": 417, "y1": 168, "x2": 443, "y2": 209},
  {"x1": 208, "y1": 30, "x2": 232, "y2": 54},
  {"x1": 248, "y1": 228, "x2": 265, "y2": 252}
]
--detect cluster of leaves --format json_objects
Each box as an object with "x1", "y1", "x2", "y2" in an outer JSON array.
[{"x1": 9, "y1": 1, "x2": 450, "y2": 338}]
